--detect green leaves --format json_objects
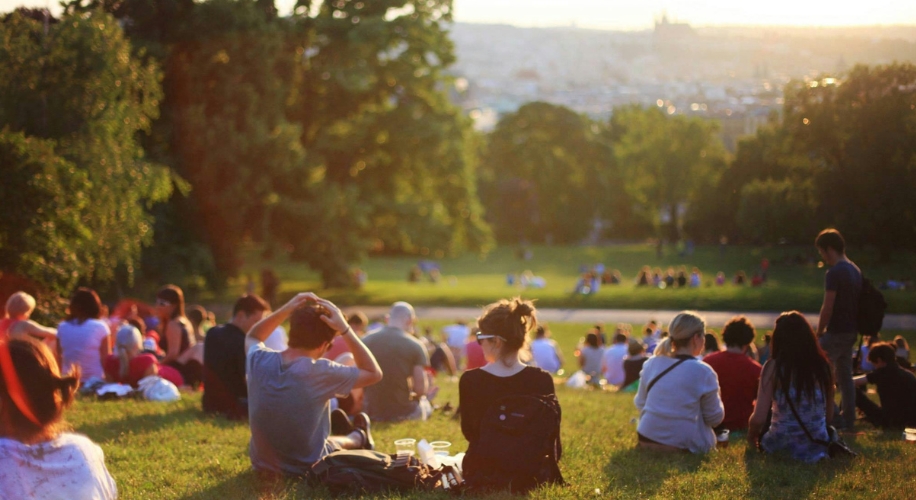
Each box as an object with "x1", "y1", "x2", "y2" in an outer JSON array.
[{"x1": 0, "y1": 10, "x2": 172, "y2": 308}]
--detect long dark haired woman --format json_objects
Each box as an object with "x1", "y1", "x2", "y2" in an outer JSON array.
[
  {"x1": 155, "y1": 285, "x2": 200, "y2": 387},
  {"x1": 747, "y1": 311, "x2": 834, "y2": 462},
  {"x1": 0, "y1": 337, "x2": 117, "y2": 498}
]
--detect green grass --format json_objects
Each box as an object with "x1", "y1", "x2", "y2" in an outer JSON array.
[
  {"x1": 220, "y1": 244, "x2": 916, "y2": 314},
  {"x1": 67, "y1": 324, "x2": 916, "y2": 499}
]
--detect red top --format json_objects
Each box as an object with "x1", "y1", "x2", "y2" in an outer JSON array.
[
  {"x1": 104, "y1": 354, "x2": 158, "y2": 387},
  {"x1": 464, "y1": 339, "x2": 487, "y2": 370},
  {"x1": 703, "y1": 351, "x2": 762, "y2": 430}
]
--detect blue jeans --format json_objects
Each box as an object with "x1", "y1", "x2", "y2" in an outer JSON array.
[{"x1": 820, "y1": 333, "x2": 857, "y2": 429}]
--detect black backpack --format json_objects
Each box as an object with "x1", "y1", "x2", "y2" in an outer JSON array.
[
  {"x1": 857, "y1": 277, "x2": 887, "y2": 336},
  {"x1": 310, "y1": 449, "x2": 445, "y2": 494},
  {"x1": 463, "y1": 394, "x2": 564, "y2": 494}
]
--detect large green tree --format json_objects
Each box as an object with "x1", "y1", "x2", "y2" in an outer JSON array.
[
  {"x1": 611, "y1": 106, "x2": 727, "y2": 242},
  {"x1": 0, "y1": 10, "x2": 172, "y2": 308},
  {"x1": 782, "y1": 64, "x2": 916, "y2": 256},
  {"x1": 479, "y1": 102, "x2": 615, "y2": 243}
]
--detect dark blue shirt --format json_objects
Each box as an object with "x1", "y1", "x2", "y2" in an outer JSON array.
[{"x1": 825, "y1": 260, "x2": 862, "y2": 334}]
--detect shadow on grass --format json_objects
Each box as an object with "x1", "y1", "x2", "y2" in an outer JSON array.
[
  {"x1": 76, "y1": 405, "x2": 246, "y2": 444},
  {"x1": 742, "y1": 447, "x2": 856, "y2": 499},
  {"x1": 602, "y1": 446, "x2": 710, "y2": 497},
  {"x1": 176, "y1": 470, "x2": 308, "y2": 500}
]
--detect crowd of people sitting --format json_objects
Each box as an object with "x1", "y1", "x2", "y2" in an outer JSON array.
[
  {"x1": 0, "y1": 228, "x2": 913, "y2": 497},
  {"x1": 571, "y1": 260, "x2": 771, "y2": 295}
]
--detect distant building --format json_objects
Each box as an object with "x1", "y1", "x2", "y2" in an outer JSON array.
[{"x1": 653, "y1": 13, "x2": 695, "y2": 50}]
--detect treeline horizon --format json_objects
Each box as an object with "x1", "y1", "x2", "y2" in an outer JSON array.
[{"x1": 1, "y1": 2, "x2": 914, "y2": 315}]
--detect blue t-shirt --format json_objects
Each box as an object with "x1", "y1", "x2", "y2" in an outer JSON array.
[
  {"x1": 247, "y1": 344, "x2": 359, "y2": 475},
  {"x1": 825, "y1": 260, "x2": 862, "y2": 335}
]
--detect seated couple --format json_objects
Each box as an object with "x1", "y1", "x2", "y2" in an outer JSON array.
[
  {"x1": 245, "y1": 294, "x2": 563, "y2": 494},
  {"x1": 636, "y1": 311, "x2": 841, "y2": 463}
]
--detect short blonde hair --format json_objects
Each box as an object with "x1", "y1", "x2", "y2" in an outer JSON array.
[
  {"x1": 654, "y1": 311, "x2": 707, "y2": 357},
  {"x1": 5, "y1": 292, "x2": 36, "y2": 318}
]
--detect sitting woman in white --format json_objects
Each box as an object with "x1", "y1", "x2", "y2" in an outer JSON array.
[
  {"x1": 634, "y1": 311, "x2": 724, "y2": 453},
  {"x1": 0, "y1": 337, "x2": 117, "y2": 499}
]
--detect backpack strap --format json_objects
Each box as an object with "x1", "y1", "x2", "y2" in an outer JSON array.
[
  {"x1": 645, "y1": 356, "x2": 691, "y2": 395},
  {"x1": 783, "y1": 390, "x2": 830, "y2": 447}
]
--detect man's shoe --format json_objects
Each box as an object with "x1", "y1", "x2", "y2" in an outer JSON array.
[
  {"x1": 331, "y1": 409, "x2": 353, "y2": 436},
  {"x1": 353, "y1": 412, "x2": 374, "y2": 450}
]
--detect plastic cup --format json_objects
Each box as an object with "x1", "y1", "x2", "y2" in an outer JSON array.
[
  {"x1": 430, "y1": 441, "x2": 451, "y2": 456},
  {"x1": 904, "y1": 428, "x2": 916, "y2": 442},
  {"x1": 716, "y1": 429, "x2": 730, "y2": 448},
  {"x1": 395, "y1": 438, "x2": 417, "y2": 455}
]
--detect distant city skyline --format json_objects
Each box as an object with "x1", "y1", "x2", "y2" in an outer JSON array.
[{"x1": 5, "y1": 0, "x2": 916, "y2": 29}]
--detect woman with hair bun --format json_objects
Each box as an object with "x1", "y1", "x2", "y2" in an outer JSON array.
[
  {"x1": 459, "y1": 298, "x2": 561, "y2": 491},
  {"x1": 636, "y1": 311, "x2": 724, "y2": 453},
  {"x1": 0, "y1": 337, "x2": 117, "y2": 499}
]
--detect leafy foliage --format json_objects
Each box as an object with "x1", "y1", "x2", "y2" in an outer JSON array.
[
  {"x1": 479, "y1": 102, "x2": 616, "y2": 244},
  {"x1": 611, "y1": 106, "x2": 728, "y2": 241},
  {"x1": 0, "y1": 10, "x2": 172, "y2": 309}
]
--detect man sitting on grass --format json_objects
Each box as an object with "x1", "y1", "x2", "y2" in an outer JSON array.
[
  {"x1": 245, "y1": 293, "x2": 383, "y2": 476},
  {"x1": 703, "y1": 316, "x2": 762, "y2": 431},
  {"x1": 854, "y1": 342, "x2": 916, "y2": 429}
]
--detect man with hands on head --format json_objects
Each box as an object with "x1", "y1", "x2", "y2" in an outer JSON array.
[{"x1": 245, "y1": 293, "x2": 383, "y2": 476}]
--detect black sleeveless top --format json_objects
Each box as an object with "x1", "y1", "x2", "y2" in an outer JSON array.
[{"x1": 159, "y1": 319, "x2": 191, "y2": 355}]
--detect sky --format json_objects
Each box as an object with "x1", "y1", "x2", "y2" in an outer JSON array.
[{"x1": 4, "y1": 0, "x2": 916, "y2": 30}]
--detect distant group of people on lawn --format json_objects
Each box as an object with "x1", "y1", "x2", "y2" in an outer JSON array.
[
  {"x1": 572, "y1": 260, "x2": 770, "y2": 295},
  {"x1": 2, "y1": 227, "x2": 915, "y2": 498}
]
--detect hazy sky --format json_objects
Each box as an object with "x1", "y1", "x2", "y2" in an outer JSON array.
[{"x1": 4, "y1": 0, "x2": 915, "y2": 30}]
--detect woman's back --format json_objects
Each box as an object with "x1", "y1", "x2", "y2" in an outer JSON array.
[
  {"x1": 579, "y1": 346, "x2": 603, "y2": 378},
  {"x1": 761, "y1": 384, "x2": 828, "y2": 463},
  {"x1": 634, "y1": 355, "x2": 724, "y2": 453},
  {"x1": 0, "y1": 433, "x2": 117, "y2": 500},
  {"x1": 57, "y1": 319, "x2": 109, "y2": 379},
  {"x1": 459, "y1": 366, "x2": 555, "y2": 442}
]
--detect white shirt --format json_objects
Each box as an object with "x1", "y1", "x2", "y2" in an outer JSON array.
[
  {"x1": 602, "y1": 343, "x2": 628, "y2": 386},
  {"x1": 530, "y1": 338, "x2": 562, "y2": 373},
  {"x1": 443, "y1": 324, "x2": 470, "y2": 349},
  {"x1": 634, "y1": 355, "x2": 724, "y2": 453},
  {"x1": 57, "y1": 319, "x2": 110, "y2": 380},
  {"x1": 0, "y1": 433, "x2": 117, "y2": 500},
  {"x1": 263, "y1": 326, "x2": 288, "y2": 352}
]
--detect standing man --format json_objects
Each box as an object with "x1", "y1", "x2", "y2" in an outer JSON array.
[
  {"x1": 246, "y1": 293, "x2": 382, "y2": 476},
  {"x1": 202, "y1": 294, "x2": 271, "y2": 419},
  {"x1": 815, "y1": 228, "x2": 862, "y2": 430},
  {"x1": 363, "y1": 302, "x2": 431, "y2": 422}
]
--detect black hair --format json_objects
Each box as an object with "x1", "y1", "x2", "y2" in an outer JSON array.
[
  {"x1": 232, "y1": 294, "x2": 270, "y2": 317},
  {"x1": 704, "y1": 332, "x2": 721, "y2": 352},
  {"x1": 722, "y1": 316, "x2": 756, "y2": 347},
  {"x1": 815, "y1": 228, "x2": 845, "y2": 254},
  {"x1": 585, "y1": 332, "x2": 599, "y2": 348},
  {"x1": 867, "y1": 343, "x2": 897, "y2": 365},
  {"x1": 66, "y1": 288, "x2": 101, "y2": 324},
  {"x1": 771, "y1": 311, "x2": 834, "y2": 402}
]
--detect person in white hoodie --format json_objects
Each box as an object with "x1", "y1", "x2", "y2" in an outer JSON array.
[
  {"x1": 634, "y1": 311, "x2": 724, "y2": 453},
  {"x1": 0, "y1": 337, "x2": 117, "y2": 499}
]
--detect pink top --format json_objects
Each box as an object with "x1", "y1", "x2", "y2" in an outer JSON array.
[{"x1": 323, "y1": 336, "x2": 351, "y2": 362}]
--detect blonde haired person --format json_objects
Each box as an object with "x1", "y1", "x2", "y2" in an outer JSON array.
[
  {"x1": 103, "y1": 324, "x2": 183, "y2": 388},
  {"x1": 0, "y1": 337, "x2": 117, "y2": 499},
  {"x1": 635, "y1": 311, "x2": 724, "y2": 453},
  {"x1": 0, "y1": 292, "x2": 57, "y2": 346}
]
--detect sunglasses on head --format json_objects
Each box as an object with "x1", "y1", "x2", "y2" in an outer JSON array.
[
  {"x1": 475, "y1": 331, "x2": 507, "y2": 345},
  {"x1": 156, "y1": 299, "x2": 172, "y2": 307}
]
